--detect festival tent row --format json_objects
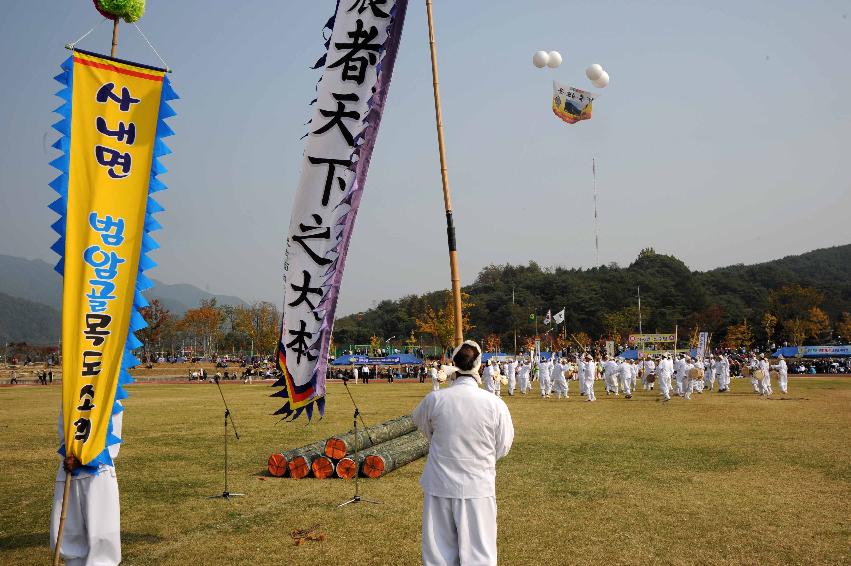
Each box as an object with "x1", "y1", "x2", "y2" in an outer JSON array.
[
  {"x1": 330, "y1": 353, "x2": 424, "y2": 366},
  {"x1": 772, "y1": 345, "x2": 851, "y2": 358}
]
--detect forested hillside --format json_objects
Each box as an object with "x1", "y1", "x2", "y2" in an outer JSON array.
[{"x1": 333, "y1": 244, "x2": 851, "y2": 350}]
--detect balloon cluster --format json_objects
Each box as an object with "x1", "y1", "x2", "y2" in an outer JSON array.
[
  {"x1": 585, "y1": 64, "x2": 610, "y2": 88},
  {"x1": 532, "y1": 50, "x2": 562, "y2": 69}
]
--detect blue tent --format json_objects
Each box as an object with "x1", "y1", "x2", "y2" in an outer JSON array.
[{"x1": 330, "y1": 353, "x2": 424, "y2": 366}]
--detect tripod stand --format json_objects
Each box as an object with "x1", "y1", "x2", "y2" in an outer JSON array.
[
  {"x1": 337, "y1": 378, "x2": 380, "y2": 508},
  {"x1": 209, "y1": 377, "x2": 243, "y2": 499}
]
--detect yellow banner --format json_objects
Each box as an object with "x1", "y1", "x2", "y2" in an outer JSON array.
[{"x1": 61, "y1": 50, "x2": 165, "y2": 465}]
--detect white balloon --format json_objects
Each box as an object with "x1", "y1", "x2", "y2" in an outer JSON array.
[
  {"x1": 592, "y1": 70, "x2": 610, "y2": 88},
  {"x1": 532, "y1": 50, "x2": 550, "y2": 68},
  {"x1": 546, "y1": 51, "x2": 562, "y2": 68},
  {"x1": 585, "y1": 64, "x2": 604, "y2": 81}
]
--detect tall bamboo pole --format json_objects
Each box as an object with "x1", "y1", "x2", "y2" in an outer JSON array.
[
  {"x1": 52, "y1": 471, "x2": 71, "y2": 565},
  {"x1": 111, "y1": 19, "x2": 119, "y2": 57},
  {"x1": 425, "y1": 0, "x2": 463, "y2": 348}
]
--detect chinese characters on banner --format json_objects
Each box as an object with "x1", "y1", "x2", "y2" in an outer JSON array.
[
  {"x1": 49, "y1": 49, "x2": 177, "y2": 466},
  {"x1": 274, "y1": 0, "x2": 409, "y2": 420},
  {"x1": 552, "y1": 80, "x2": 595, "y2": 124}
]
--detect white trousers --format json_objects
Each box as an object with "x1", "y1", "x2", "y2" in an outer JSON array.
[
  {"x1": 422, "y1": 495, "x2": 497, "y2": 566},
  {"x1": 584, "y1": 377, "x2": 596, "y2": 401},
  {"x1": 659, "y1": 373, "x2": 672, "y2": 400},
  {"x1": 50, "y1": 470, "x2": 121, "y2": 566},
  {"x1": 779, "y1": 372, "x2": 788, "y2": 394},
  {"x1": 618, "y1": 374, "x2": 631, "y2": 396},
  {"x1": 539, "y1": 375, "x2": 550, "y2": 396},
  {"x1": 432, "y1": 378, "x2": 441, "y2": 392},
  {"x1": 507, "y1": 374, "x2": 516, "y2": 394},
  {"x1": 553, "y1": 376, "x2": 568, "y2": 398}
]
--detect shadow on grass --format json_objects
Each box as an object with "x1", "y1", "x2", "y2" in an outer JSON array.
[{"x1": 0, "y1": 531, "x2": 164, "y2": 550}]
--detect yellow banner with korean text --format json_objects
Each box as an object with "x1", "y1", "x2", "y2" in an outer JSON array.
[{"x1": 51, "y1": 49, "x2": 176, "y2": 466}]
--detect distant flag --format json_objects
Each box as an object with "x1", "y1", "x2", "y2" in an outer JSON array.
[
  {"x1": 553, "y1": 308, "x2": 566, "y2": 325},
  {"x1": 544, "y1": 310, "x2": 552, "y2": 325},
  {"x1": 552, "y1": 80, "x2": 595, "y2": 124}
]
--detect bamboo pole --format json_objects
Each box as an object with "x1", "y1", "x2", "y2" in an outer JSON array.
[
  {"x1": 111, "y1": 19, "x2": 119, "y2": 57},
  {"x1": 425, "y1": 0, "x2": 464, "y2": 348},
  {"x1": 52, "y1": 473, "x2": 71, "y2": 565}
]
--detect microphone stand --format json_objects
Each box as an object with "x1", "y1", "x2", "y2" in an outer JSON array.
[
  {"x1": 337, "y1": 377, "x2": 380, "y2": 508},
  {"x1": 209, "y1": 376, "x2": 243, "y2": 499}
]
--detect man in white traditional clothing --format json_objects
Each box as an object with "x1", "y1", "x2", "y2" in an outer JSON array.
[
  {"x1": 506, "y1": 359, "x2": 517, "y2": 396},
  {"x1": 772, "y1": 355, "x2": 789, "y2": 394},
  {"x1": 517, "y1": 361, "x2": 530, "y2": 395},
  {"x1": 640, "y1": 357, "x2": 655, "y2": 390},
  {"x1": 658, "y1": 354, "x2": 673, "y2": 401},
  {"x1": 413, "y1": 340, "x2": 514, "y2": 566},
  {"x1": 716, "y1": 354, "x2": 730, "y2": 392},
  {"x1": 430, "y1": 362, "x2": 441, "y2": 392},
  {"x1": 51, "y1": 405, "x2": 123, "y2": 566},
  {"x1": 603, "y1": 355, "x2": 619, "y2": 396},
  {"x1": 352, "y1": 365, "x2": 359, "y2": 384},
  {"x1": 552, "y1": 359, "x2": 569, "y2": 399},
  {"x1": 583, "y1": 354, "x2": 597, "y2": 402},
  {"x1": 618, "y1": 358, "x2": 633, "y2": 399},
  {"x1": 674, "y1": 354, "x2": 687, "y2": 397},
  {"x1": 538, "y1": 357, "x2": 551, "y2": 398},
  {"x1": 748, "y1": 354, "x2": 761, "y2": 393},
  {"x1": 758, "y1": 353, "x2": 772, "y2": 396}
]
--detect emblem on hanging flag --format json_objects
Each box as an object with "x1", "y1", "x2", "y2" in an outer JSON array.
[
  {"x1": 49, "y1": 48, "x2": 177, "y2": 467},
  {"x1": 552, "y1": 80, "x2": 595, "y2": 124},
  {"x1": 273, "y1": 0, "x2": 410, "y2": 422}
]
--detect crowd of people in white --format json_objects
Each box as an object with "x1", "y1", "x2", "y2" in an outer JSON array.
[{"x1": 426, "y1": 351, "x2": 791, "y2": 402}]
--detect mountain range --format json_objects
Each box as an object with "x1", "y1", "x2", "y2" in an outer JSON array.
[{"x1": 0, "y1": 254, "x2": 246, "y2": 343}]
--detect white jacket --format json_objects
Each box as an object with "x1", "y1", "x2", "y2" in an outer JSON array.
[{"x1": 413, "y1": 375, "x2": 514, "y2": 499}]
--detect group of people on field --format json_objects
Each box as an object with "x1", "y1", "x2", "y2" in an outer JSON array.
[{"x1": 425, "y1": 350, "x2": 791, "y2": 402}]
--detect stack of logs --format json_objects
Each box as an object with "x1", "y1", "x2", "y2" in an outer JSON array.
[{"x1": 267, "y1": 415, "x2": 430, "y2": 479}]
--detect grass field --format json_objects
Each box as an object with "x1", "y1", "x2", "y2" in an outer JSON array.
[{"x1": 1, "y1": 377, "x2": 849, "y2": 565}]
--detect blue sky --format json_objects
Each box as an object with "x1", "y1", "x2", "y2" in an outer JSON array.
[{"x1": 1, "y1": 0, "x2": 849, "y2": 314}]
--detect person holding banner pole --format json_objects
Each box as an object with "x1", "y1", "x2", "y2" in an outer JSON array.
[{"x1": 50, "y1": 406, "x2": 123, "y2": 566}]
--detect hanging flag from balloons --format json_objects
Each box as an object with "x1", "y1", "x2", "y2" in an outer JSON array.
[{"x1": 552, "y1": 80, "x2": 595, "y2": 125}]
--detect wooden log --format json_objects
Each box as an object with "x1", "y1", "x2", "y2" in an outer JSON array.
[
  {"x1": 324, "y1": 415, "x2": 416, "y2": 459},
  {"x1": 267, "y1": 439, "x2": 327, "y2": 478},
  {"x1": 311, "y1": 455, "x2": 336, "y2": 479},
  {"x1": 289, "y1": 445, "x2": 327, "y2": 479},
  {"x1": 335, "y1": 452, "x2": 366, "y2": 480},
  {"x1": 362, "y1": 431, "x2": 430, "y2": 479}
]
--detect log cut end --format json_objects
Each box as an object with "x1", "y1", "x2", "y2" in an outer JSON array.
[
  {"x1": 336, "y1": 457, "x2": 358, "y2": 480},
  {"x1": 289, "y1": 455, "x2": 311, "y2": 479},
  {"x1": 325, "y1": 437, "x2": 347, "y2": 460},
  {"x1": 362, "y1": 455, "x2": 386, "y2": 479},
  {"x1": 311, "y1": 456, "x2": 335, "y2": 479},
  {"x1": 268, "y1": 453, "x2": 288, "y2": 477}
]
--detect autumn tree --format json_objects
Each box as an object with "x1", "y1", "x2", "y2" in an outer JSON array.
[
  {"x1": 805, "y1": 307, "x2": 831, "y2": 342},
  {"x1": 723, "y1": 320, "x2": 754, "y2": 349},
  {"x1": 233, "y1": 301, "x2": 280, "y2": 358},
  {"x1": 137, "y1": 298, "x2": 171, "y2": 356},
  {"x1": 601, "y1": 306, "x2": 639, "y2": 343},
  {"x1": 483, "y1": 334, "x2": 501, "y2": 353},
  {"x1": 570, "y1": 332, "x2": 592, "y2": 349},
  {"x1": 835, "y1": 312, "x2": 851, "y2": 343},
  {"x1": 761, "y1": 312, "x2": 778, "y2": 345},
  {"x1": 415, "y1": 291, "x2": 475, "y2": 355},
  {"x1": 179, "y1": 298, "x2": 225, "y2": 357},
  {"x1": 369, "y1": 334, "x2": 383, "y2": 355}
]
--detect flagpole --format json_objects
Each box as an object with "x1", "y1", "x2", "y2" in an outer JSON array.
[
  {"x1": 111, "y1": 19, "x2": 119, "y2": 57},
  {"x1": 512, "y1": 286, "x2": 517, "y2": 355},
  {"x1": 425, "y1": 0, "x2": 464, "y2": 347},
  {"x1": 592, "y1": 158, "x2": 599, "y2": 266},
  {"x1": 638, "y1": 286, "x2": 642, "y2": 335}
]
